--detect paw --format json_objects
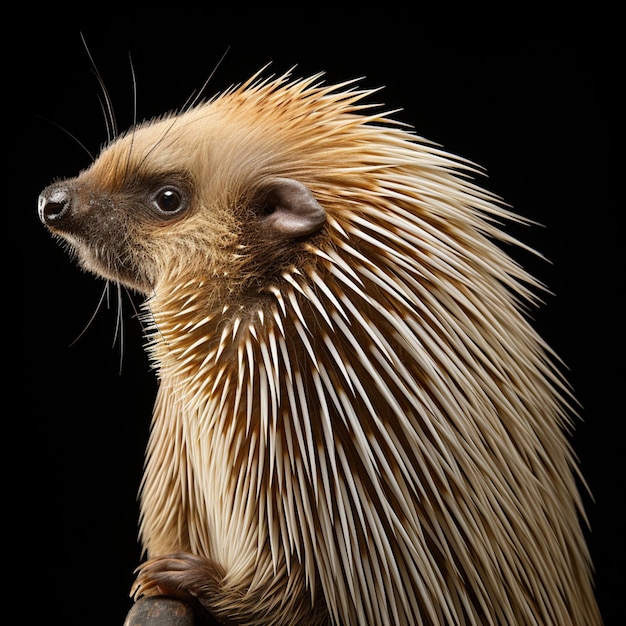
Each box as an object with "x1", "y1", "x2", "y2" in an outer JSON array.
[{"x1": 131, "y1": 552, "x2": 224, "y2": 605}]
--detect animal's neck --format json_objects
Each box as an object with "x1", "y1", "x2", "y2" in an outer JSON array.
[{"x1": 140, "y1": 274, "x2": 325, "y2": 571}]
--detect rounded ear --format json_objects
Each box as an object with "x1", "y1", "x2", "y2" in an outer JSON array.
[{"x1": 257, "y1": 178, "x2": 326, "y2": 239}]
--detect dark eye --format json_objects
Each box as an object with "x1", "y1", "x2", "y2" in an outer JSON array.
[{"x1": 153, "y1": 186, "x2": 186, "y2": 214}]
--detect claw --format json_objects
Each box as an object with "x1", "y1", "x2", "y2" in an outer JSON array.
[{"x1": 130, "y1": 553, "x2": 225, "y2": 606}]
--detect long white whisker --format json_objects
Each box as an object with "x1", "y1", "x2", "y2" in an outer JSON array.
[
  {"x1": 182, "y1": 46, "x2": 231, "y2": 112},
  {"x1": 80, "y1": 32, "x2": 117, "y2": 142},
  {"x1": 114, "y1": 281, "x2": 125, "y2": 374},
  {"x1": 68, "y1": 281, "x2": 109, "y2": 347}
]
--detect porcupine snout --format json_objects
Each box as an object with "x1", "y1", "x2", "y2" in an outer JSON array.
[{"x1": 38, "y1": 183, "x2": 75, "y2": 227}]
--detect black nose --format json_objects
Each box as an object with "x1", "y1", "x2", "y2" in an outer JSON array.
[{"x1": 38, "y1": 184, "x2": 72, "y2": 226}]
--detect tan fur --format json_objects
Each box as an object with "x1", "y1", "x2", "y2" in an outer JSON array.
[{"x1": 39, "y1": 71, "x2": 602, "y2": 625}]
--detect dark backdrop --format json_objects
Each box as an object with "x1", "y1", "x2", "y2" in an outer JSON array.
[{"x1": 12, "y1": 7, "x2": 620, "y2": 625}]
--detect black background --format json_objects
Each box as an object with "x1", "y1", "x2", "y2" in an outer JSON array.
[{"x1": 12, "y1": 6, "x2": 621, "y2": 625}]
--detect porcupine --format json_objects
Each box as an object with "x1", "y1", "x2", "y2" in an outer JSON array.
[{"x1": 38, "y1": 68, "x2": 602, "y2": 625}]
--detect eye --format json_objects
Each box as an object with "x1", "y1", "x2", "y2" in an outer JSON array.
[{"x1": 152, "y1": 186, "x2": 187, "y2": 215}]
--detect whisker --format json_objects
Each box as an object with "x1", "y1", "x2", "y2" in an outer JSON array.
[
  {"x1": 34, "y1": 114, "x2": 95, "y2": 161},
  {"x1": 182, "y1": 45, "x2": 231, "y2": 112},
  {"x1": 80, "y1": 31, "x2": 117, "y2": 142},
  {"x1": 115, "y1": 281, "x2": 125, "y2": 375},
  {"x1": 123, "y1": 51, "x2": 139, "y2": 184},
  {"x1": 68, "y1": 281, "x2": 109, "y2": 347},
  {"x1": 129, "y1": 52, "x2": 138, "y2": 129},
  {"x1": 67, "y1": 280, "x2": 128, "y2": 375}
]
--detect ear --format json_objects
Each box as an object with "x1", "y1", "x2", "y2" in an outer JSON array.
[{"x1": 257, "y1": 178, "x2": 326, "y2": 239}]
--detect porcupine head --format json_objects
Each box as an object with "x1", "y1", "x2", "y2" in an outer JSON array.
[{"x1": 38, "y1": 69, "x2": 602, "y2": 626}]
